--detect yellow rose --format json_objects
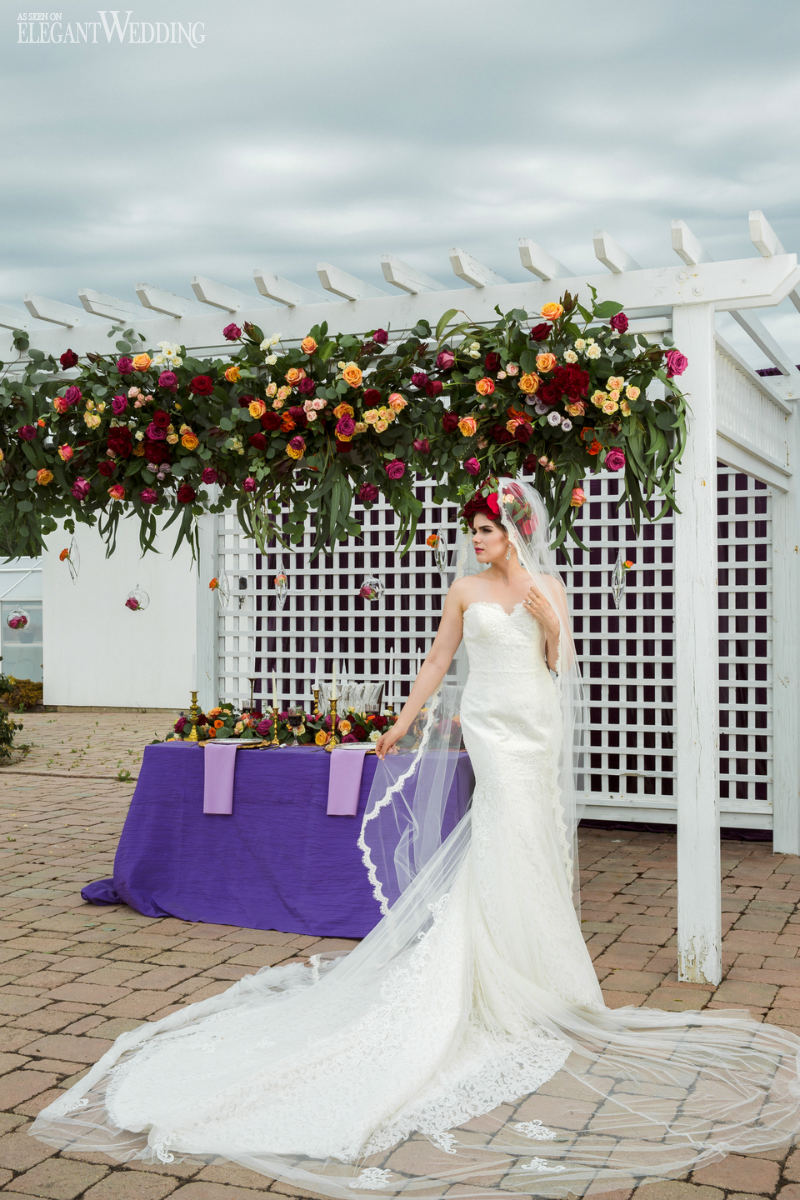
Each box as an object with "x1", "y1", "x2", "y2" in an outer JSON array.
[
  {"x1": 625, "y1": 385, "x2": 641, "y2": 401},
  {"x1": 353, "y1": 421, "x2": 367, "y2": 434},
  {"x1": 620, "y1": 399, "x2": 632, "y2": 417},
  {"x1": 338, "y1": 720, "x2": 352, "y2": 735},
  {"x1": 315, "y1": 730, "x2": 329, "y2": 746},
  {"x1": 332, "y1": 402, "x2": 355, "y2": 419},
  {"x1": 277, "y1": 386, "x2": 292, "y2": 402},
  {"x1": 179, "y1": 423, "x2": 191, "y2": 434},
  {"x1": 300, "y1": 336, "x2": 318, "y2": 354},
  {"x1": 286, "y1": 443, "x2": 304, "y2": 459},
  {"x1": 602, "y1": 399, "x2": 619, "y2": 414},
  {"x1": 458, "y1": 416, "x2": 477, "y2": 437},
  {"x1": 248, "y1": 399, "x2": 267, "y2": 419},
  {"x1": 363, "y1": 410, "x2": 379, "y2": 426},
  {"x1": 224, "y1": 365, "x2": 241, "y2": 383},
  {"x1": 132, "y1": 353, "x2": 151, "y2": 371},
  {"x1": 36, "y1": 468, "x2": 53, "y2": 485},
  {"x1": 133, "y1": 443, "x2": 146, "y2": 457},
  {"x1": 540, "y1": 302, "x2": 564, "y2": 321},
  {"x1": 285, "y1": 367, "x2": 306, "y2": 386},
  {"x1": 607, "y1": 389, "x2": 621, "y2": 403},
  {"x1": 591, "y1": 390, "x2": 606, "y2": 408},
  {"x1": 518, "y1": 372, "x2": 541, "y2": 396},
  {"x1": 166, "y1": 433, "x2": 179, "y2": 445},
  {"x1": 536, "y1": 353, "x2": 557, "y2": 373},
  {"x1": 375, "y1": 419, "x2": 389, "y2": 433},
  {"x1": 0, "y1": 449, "x2": 3, "y2": 463},
  {"x1": 181, "y1": 433, "x2": 199, "y2": 451},
  {"x1": 84, "y1": 412, "x2": 101, "y2": 429},
  {"x1": 607, "y1": 376, "x2": 625, "y2": 391},
  {"x1": 341, "y1": 362, "x2": 363, "y2": 388},
  {"x1": 266, "y1": 381, "x2": 278, "y2": 398}
]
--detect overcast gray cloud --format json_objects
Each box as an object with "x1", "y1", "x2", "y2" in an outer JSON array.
[{"x1": 2, "y1": 0, "x2": 800, "y2": 363}]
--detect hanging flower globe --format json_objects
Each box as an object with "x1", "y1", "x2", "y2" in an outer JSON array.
[
  {"x1": 125, "y1": 585, "x2": 150, "y2": 613},
  {"x1": 6, "y1": 609, "x2": 28, "y2": 631}
]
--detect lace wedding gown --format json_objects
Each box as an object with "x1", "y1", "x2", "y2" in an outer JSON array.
[{"x1": 32, "y1": 602, "x2": 800, "y2": 1197}]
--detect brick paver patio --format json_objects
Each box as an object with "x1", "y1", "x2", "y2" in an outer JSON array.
[{"x1": 0, "y1": 711, "x2": 798, "y2": 1198}]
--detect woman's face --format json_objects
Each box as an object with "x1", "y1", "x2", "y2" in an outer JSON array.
[{"x1": 471, "y1": 513, "x2": 508, "y2": 566}]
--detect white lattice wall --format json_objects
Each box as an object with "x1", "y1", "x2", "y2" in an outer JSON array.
[{"x1": 214, "y1": 464, "x2": 773, "y2": 827}]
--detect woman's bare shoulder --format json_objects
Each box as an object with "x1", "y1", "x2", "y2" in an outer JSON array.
[{"x1": 447, "y1": 574, "x2": 487, "y2": 606}]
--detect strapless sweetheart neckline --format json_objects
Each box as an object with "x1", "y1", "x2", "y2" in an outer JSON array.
[{"x1": 463, "y1": 599, "x2": 528, "y2": 619}]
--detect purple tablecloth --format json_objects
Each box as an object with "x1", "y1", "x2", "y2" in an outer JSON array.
[{"x1": 82, "y1": 744, "x2": 474, "y2": 938}]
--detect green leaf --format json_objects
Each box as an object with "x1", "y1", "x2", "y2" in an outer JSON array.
[
  {"x1": 435, "y1": 309, "x2": 459, "y2": 344},
  {"x1": 593, "y1": 300, "x2": 625, "y2": 319}
]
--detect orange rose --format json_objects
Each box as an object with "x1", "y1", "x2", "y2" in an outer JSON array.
[
  {"x1": 207, "y1": 728, "x2": 217, "y2": 738},
  {"x1": 540, "y1": 302, "x2": 564, "y2": 321},
  {"x1": 300, "y1": 336, "x2": 318, "y2": 354},
  {"x1": 59, "y1": 548, "x2": 70, "y2": 562},
  {"x1": 315, "y1": 730, "x2": 330, "y2": 746},
  {"x1": 587, "y1": 439, "x2": 602, "y2": 456},
  {"x1": 341, "y1": 362, "x2": 363, "y2": 388},
  {"x1": 224, "y1": 365, "x2": 241, "y2": 383},
  {"x1": 535, "y1": 353, "x2": 557, "y2": 373},
  {"x1": 280, "y1": 413, "x2": 296, "y2": 433},
  {"x1": 458, "y1": 416, "x2": 477, "y2": 437},
  {"x1": 132, "y1": 353, "x2": 151, "y2": 371},
  {"x1": 248, "y1": 399, "x2": 267, "y2": 419},
  {"x1": 285, "y1": 367, "x2": 306, "y2": 386},
  {"x1": 338, "y1": 720, "x2": 352, "y2": 735},
  {"x1": 518, "y1": 373, "x2": 541, "y2": 395},
  {"x1": 209, "y1": 577, "x2": 219, "y2": 590},
  {"x1": 36, "y1": 468, "x2": 53, "y2": 486},
  {"x1": 387, "y1": 393, "x2": 407, "y2": 413},
  {"x1": 332, "y1": 402, "x2": 355, "y2": 419},
  {"x1": 214, "y1": 719, "x2": 224, "y2": 729},
  {"x1": 570, "y1": 487, "x2": 586, "y2": 508},
  {"x1": 53, "y1": 396, "x2": 69, "y2": 414},
  {"x1": 475, "y1": 377, "x2": 495, "y2": 396},
  {"x1": 133, "y1": 443, "x2": 145, "y2": 457},
  {"x1": 181, "y1": 432, "x2": 199, "y2": 450}
]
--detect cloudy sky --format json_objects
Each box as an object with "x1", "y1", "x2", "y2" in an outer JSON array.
[{"x1": 3, "y1": 0, "x2": 800, "y2": 364}]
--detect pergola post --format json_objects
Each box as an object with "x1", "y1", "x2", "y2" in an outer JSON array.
[
  {"x1": 771, "y1": 431, "x2": 800, "y2": 854},
  {"x1": 671, "y1": 302, "x2": 722, "y2": 984},
  {"x1": 195, "y1": 512, "x2": 219, "y2": 714}
]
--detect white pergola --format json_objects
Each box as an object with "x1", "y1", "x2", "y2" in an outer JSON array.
[{"x1": 5, "y1": 212, "x2": 798, "y2": 986}]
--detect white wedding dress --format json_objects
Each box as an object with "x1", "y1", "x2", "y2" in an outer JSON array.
[{"x1": 32, "y1": 602, "x2": 800, "y2": 1197}]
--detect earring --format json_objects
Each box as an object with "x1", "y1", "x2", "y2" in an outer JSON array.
[{"x1": 505, "y1": 548, "x2": 511, "y2": 561}]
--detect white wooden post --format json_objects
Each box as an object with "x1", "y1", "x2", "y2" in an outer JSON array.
[
  {"x1": 671, "y1": 303, "x2": 722, "y2": 984},
  {"x1": 195, "y1": 512, "x2": 219, "y2": 713},
  {"x1": 771, "y1": 427, "x2": 800, "y2": 854}
]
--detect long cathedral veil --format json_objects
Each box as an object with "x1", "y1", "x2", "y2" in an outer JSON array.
[
  {"x1": 358, "y1": 475, "x2": 584, "y2": 919},
  {"x1": 30, "y1": 478, "x2": 800, "y2": 1197}
]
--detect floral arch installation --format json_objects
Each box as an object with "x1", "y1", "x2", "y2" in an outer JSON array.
[{"x1": 0, "y1": 214, "x2": 798, "y2": 986}]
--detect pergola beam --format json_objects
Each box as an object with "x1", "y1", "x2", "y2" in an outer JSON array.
[
  {"x1": 518, "y1": 239, "x2": 573, "y2": 281},
  {"x1": 380, "y1": 255, "x2": 443, "y2": 295},
  {"x1": 135, "y1": 283, "x2": 196, "y2": 318},
  {"x1": 191, "y1": 276, "x2": 267, "y2": 313},
  {"x1": 316, "y1": 263, "x2": 386, "y2": 302},
  {"x1": 449, "y1": 247, "x2": 507, "y2": 288},
  {"x1": 253, "y1": 269, "x2": 321, "y2": 308},
  {"x1": 78, "y1": 288, "x2": 142, "y2": 323},
  {"x1": 0, "y1": 305, "x2": 30, "y2": 332},
  {"x1": 23, "y1": 295, "x2": 90, "y2": 327},
  {"x1": 749, "y1": 210, "x2": 800, "y2": 314},
  {"x1": 593, "y1": 230, "x2": 641, "y2": 274}
]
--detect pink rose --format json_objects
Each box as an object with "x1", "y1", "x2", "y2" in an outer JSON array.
[
  {"x1": 410, "y1": 372, "x2": 429, "y2": 389},
  {"x1": 243, "y1": 476, "x2": 256, "y2": 492},
  {"x1": 358, "y1": 482, "x2": 379, "y2": 504},
  {"x1": 139, "y1": 487, "x2": 158, "y2": 504},
  {"x1": 71, "y1": 477, "x2": 90, "y2": 500},
  {"x1": 256, "y1": 718, "x2": 272, "y2": 736},
  {"x1": 610, "y1": 312, "x2": 629, "y2": 333},
  {"x1": 64, "y1": 385, "x2": 82, "y2": 405},
  {"x1": 464, "y1": 457, "x2": 481, "y2": 476},
  {"x1": 116, "y1": 356, "x2": 134, "y2": 374},
  {"x1": 665, "y1": 349, "x2": 688, "y2": 378},
  {"x1": 201, "y1": 467, "x2": 218, "y2": 484},
  {"x1": 223, "y1": 322, "x2": 242, "y2": 341},
  {"x1": 158, "y1": 370, "x2": 178, "y2": 391},
  {"x1": 413, "y1": 437, "x2": 430, "y2": 454},
  {"x1": 436, "y1": 349, "x2": 455, "y2": 370},
  {"x1": 372, "y1": 328, "x2": 388, "y2": 344},
  {"x1": 385, "y1": 458, "x2": 406, "y2": 481},
  {"x1": 145, "y1": 422, "x2": 166, "y2": 440},
  {"x1": 604, "y1": 448, "x2": 626, "y2": 472},
  {"x1": 336, "y1": 415, "x2": 356, "y2": 438},
  {"x1": 18, "y1": 425, "x2": 36, "y2": 441},
  {"x1": 111, "y1": 394, "x2": 128, "y2": 415}
]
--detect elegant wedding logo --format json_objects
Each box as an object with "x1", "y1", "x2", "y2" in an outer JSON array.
[{"x1": 16, "y1": 10, "x2": 206, "y2": 47}]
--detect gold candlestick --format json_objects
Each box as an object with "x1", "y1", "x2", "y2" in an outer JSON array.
[
  {"x1": 187, "y1": 690, "x2": 200, "y2": 741},
  {"x1": 324, "y1": 697, "x2": 339, "y2": 752},
  {"x1": 313, "y1": 686, "x2": 320, "y2": 717},
  {"x1": 270, "y1": 706, "x2": 280, "y2": 747}
]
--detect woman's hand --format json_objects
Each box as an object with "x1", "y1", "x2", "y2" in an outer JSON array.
[
  {"x1": 375, "y1": 722, "x2": 408, "y2": 760},
  {"x1": 523, "y1": 582, "x2": 559, "y2": 634}
]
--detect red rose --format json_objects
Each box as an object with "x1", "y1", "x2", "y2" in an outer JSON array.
[
  {"x1": 177, "y1": 483, "x2": 196, "y2": 504},
  {"x1": 287, "y1": 405, "x2": 308, "y2": 428},
  {"x1": 372, "y1": 328, "x2": 388, "y2": 345},
  {"x1": 351, "y1": 723, "x2": 368, "y2": 741},
  {"x1": 260, "y1": 412, "x2": 281, "y2": 431},
  {"x1": 238, "y1": 394, "x2": 255, "y2": 408},
  {"x1": 144, "y1": 441, "x2": 171, "y2": 465},
  {"x1": 529, "y1": 323, "x2": 551, "y2": 342},
  {"x1": 485, "y1": 492, "x2": 500, "y2": 516},
  {"x1": 610, "y1": 312, "x2": 629, "y2": 333},
  {"x1": 107, "y1": 426, "x2": 133, "y2": 458},
  {"x1": 248, "y1": 433, "x2": 267, "y2": 450},
  {"x1": 514, "y1": 422, "x2": 533, "y2": 444},
  {"x1": 297, "y1": 376, "x2": 316, "y2": 396},
  {"x1": 489, "y1": 423, "x2": 513, "y2": 444},
  {"x1": 363, "y1": 388, "x2": 382, "y2": 408},
  {"x1": 358, "y1": 482, "x2": 379, "y2": 504},
  {"x1": 59, "y1": 348, "x2": 78, "y2": 368},
  {"x1": 372, "y1": 713, "x2": 388, "y2": 730},
  {"x1": 523, "y1": 453, "x2": 538, "y2": 473},
  {"x1": 484, "y1": 351, "x2": 500, "y2": 371},
  {"x1": 552, "y1": 364, "x2": 589, "y2": 400},
  {"x1": 425, "y1": 378, "x2": 443, "y2": 397},
  {"x1": 97, "y1": 460, "x2": 115, "y2": 477},
  {"x1": 189, "y1": 375, "x2": 214, "y2": 395},
  {"x1": 442, "y1": 411, "x2": 460, "y2": 433},
  {"x1": 152, "y1": 409, "x2": 171, "y2": 429},
  {"x1": 537, "y1": 381, "x2": 562, "y2": 407}
]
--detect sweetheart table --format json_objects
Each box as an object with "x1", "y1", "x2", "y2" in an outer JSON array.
[{"x1": 82, "y1": 743, "x2": 474, "y2": 938}]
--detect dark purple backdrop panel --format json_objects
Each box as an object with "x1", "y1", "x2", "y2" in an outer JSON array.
[{"x1": 82, "y1": 744, "x2": 474, "y2": 938}]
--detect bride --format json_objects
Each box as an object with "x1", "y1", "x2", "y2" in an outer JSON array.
[{"x1": 31, "y1": 477, "x2": 800, "y2": 1198}]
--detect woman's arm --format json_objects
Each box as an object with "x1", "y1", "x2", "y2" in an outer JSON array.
[{"x1": 391, "y1": 580, "x2": 466, "y2": 736}]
